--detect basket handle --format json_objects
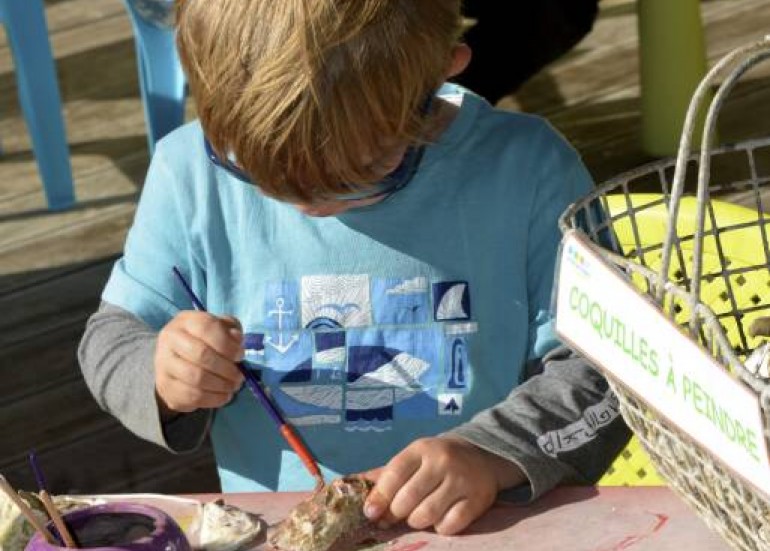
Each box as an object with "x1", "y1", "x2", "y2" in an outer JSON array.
[{"x1": 658, "y1": 37, "x2": 770, "y2": 329}]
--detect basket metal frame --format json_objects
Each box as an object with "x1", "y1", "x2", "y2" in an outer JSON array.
[{"x1": 558, "y1": 37, "x2": 770, "y2": 551}]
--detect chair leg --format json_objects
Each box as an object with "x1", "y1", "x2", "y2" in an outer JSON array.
[
  {"x1": 124, "y1": 4, "x2": 186, "y2": 156},
  {"x1": 1, "y1": 0, "x2": 75, "y2": 210}
]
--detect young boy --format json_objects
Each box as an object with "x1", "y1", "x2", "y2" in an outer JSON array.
[{"x1": 79, "y1": 0, "x2": 628, "y2": 536}]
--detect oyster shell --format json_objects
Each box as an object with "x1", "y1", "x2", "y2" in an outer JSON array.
[
  {"x1": 0, "y1": 491, "x2": 45, "y2": 551},
  {"x1": 198, "y1": 499, "x2": 264, "y2": 551},
  {"x1": 267, "y1": 476, "x2": 373, "y2": 551}
]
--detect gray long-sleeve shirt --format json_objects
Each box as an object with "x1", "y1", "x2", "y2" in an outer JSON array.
[{"x1": 79, "y1": 301, "x2": 630, "y2": 500}]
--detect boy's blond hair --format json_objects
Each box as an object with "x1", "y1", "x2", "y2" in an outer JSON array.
[{"x1": 176, "y1": 0, "x2": 462, "y2": 202}]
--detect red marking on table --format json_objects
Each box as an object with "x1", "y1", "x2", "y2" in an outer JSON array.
[
  {"x1": 597, "y1": 513, "x2": 669, "y2": 551},
  {"x1": 390, "y1": 541, "x2": 429, "y2": 551}
]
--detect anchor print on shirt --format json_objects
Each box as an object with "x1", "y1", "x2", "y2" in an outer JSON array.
[
  {"x1": 262, "y1": 281, "x2": 301, "y2": 354},
  {"x1": 265, "y1": 298, "x2": 300, "y2": 353},
  {"x1": 247, "y1": 275, "x2": 475, "y2": 428}
]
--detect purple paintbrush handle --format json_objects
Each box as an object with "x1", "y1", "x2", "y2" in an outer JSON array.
[
  {"x1": 171, "y1": 266, "x2": 325, "y2": 485},
  {"x1": 172, "y1": 266, "x2": 284, "y2": 428},
  {"x1": 28, "y1": 450, "x2": 48, "y2": 492},
  {"x1": 236, "y1": 362, "x2": 284, "y2": 427}
]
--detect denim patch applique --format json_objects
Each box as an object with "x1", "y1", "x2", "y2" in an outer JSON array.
[
  {"x1": 344, "y1": 327, "x2": 442, "y2": 427},
  {"x1": 262, "y1": 331, "x2": 313, "y2": 379},
  {"x1": 442, "y1": 322, "x2": 477, "y2": 393},
  {"x1": 432, "y1": 281, "x2": 471, "y2": 321},
  {"x1": 243, "y1": 332, "x2": 265, "y2": 363},
  {"x1": 243, "y1": 275, "x2": 478, "y2": 429},
  {"x1": 301, "y1": 274, "x2": 373, "y2": 328},
  {"x1": 445, "y1": 336, "x2": 470, "y2": 391},
  {"x1": 313, "y1": 331, "x2": 346, "y2": 383},
  {"x1": 262, "y1": 330, "x2": 344, "y2": 426},
  {"x1": 372, "y1": 277, "x2": 430, "y2": 325},
  {"x1": 274, "y1": 381, "x2": 344, "y2": 427},
  {"x1": 315, "y1": 331, "x2": 346, "y2": 355},
  {"x1": 437, "y1": 393, "x2": 464, "y2": 416}
]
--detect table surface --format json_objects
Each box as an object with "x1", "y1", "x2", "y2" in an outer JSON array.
[{"x1": 192, "y1": 486, "x2": 730, "y2": 551}]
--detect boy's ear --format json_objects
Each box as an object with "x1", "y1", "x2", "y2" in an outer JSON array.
[{"x1": 447, "y1": 43, "x2": 472, "y2": 79}]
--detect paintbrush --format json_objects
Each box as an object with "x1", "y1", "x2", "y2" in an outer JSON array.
[
  {"x1": 29, "y1": 451, "x2": 78, "y2": 548},
  {"x1": 0, "y1": 474, "x2": 56, "y2": 544},
  {"x1": 171, "y1": 266, "x2": 326, "y2": 490}
]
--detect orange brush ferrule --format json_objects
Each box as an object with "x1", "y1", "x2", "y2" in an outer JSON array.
[{"x1": 280, "y1": 424, "x2": 324, "y2": 487}]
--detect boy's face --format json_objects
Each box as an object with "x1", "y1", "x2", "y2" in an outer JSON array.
[
  {"x1": 290, "y1": 142, "x2": 411, "y2": 217},
  {"x1": 290, "y1": 194, "x2": 387, "y2": 217},
  {"x1": 205, "y1": 44, "x2": 472, "y2": 217},
  {"x1": 206, "y1": 137, "x2": 418, "y2": 217},
  {"x1": 290, "y1": 43, "x2": 472, "y2": 217}
]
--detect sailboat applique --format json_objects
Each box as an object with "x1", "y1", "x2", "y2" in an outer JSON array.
[{"x1": 433, "y1": 281, "x2": 471, "y2": 321}]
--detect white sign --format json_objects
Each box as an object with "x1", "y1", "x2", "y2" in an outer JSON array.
[{"x1": 555, "y1": 230, "x2": 770, "y2": 499}]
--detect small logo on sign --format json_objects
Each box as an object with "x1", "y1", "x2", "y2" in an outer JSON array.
[{"x1": 566, "y1": 243, "x2": 591, "y2": 277}]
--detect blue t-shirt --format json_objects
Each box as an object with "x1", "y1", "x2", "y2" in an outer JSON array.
[{"x1": 102, "y1": 86, "x2": 593, "y2": 492}]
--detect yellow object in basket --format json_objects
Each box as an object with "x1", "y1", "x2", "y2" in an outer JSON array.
[
  {"x1": 597, "y1": 193, "x2": 765, "y2": 486},
  {"x1": 604, "y1": 193, "x2": 768, "y2": 350}
]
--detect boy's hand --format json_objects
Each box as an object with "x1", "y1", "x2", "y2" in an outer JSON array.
[
  {"x1": 154, "y1": 311, "x2": 245, "y2": 416},
  {"x1": 362, "y1": 436, "x2": 526, "y2": 536}
]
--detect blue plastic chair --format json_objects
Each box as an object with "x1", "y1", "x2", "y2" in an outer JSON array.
[
  {"x1": 123, "y1": 0, "x2": 186, "y2": 155},
  {"x1": 0, "y1": 0, "x2": 75, "y2": 210}
]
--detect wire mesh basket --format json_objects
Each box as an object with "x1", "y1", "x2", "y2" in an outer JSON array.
[{"x1": 559, "y1": 38, "x2": 770, "y2": 551}]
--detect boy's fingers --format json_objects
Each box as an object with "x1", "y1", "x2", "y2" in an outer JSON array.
[
  {"x1": 433, "y1": 498, "x2": 478, "y2": 536},
  {"x1": 166, "y1": 353, "x2": 241, "y2": 393},
  {"x1": 364, "y1": 487, "x2": 392, "y2": 525},
  {"x1": 168, "y1": 312, "x2": 244, "y2": 385},
  {"x1": 220, "y1": 315, "x2": 243, "y2": 334},
  {"x1": 219, "y1": 315, "x2": 244, "y2": 346},
  {"x1": 172, "y1": 329, "x2": 243, "y2": 386},
  {"x1": 173, "y1": 383, "x2": 233, "y2": 410},
  {"x1": 364, "y1": 452, "x2": 421, "y2": 521},
  {"x1": 361, "y1": 467, "x2": 383, "y2": 483},
  {"x1": 362, "y1": 467, "x2": 400, "y2": 526},
  {"x1": 405, "y1": 480, "x2": 459, "y2": 531},
  {"x1": 178, "y1": 311, "x2": 244, "y2": 363},
  {"x1": 171, "y1": 384, "x2": 234, "y2": 411},
  {"x1": 157, "y1": 357, "x2": 235, "y2": 411},
  {"x1": 374, "y1": 509, "x2": 400, "y2": 530},
  {"x1": 363, "y1": 488, "x2": 386, "y2": 521},
  {"x1": 389, "y1": 466, "x2": 441, "y2": 522}
]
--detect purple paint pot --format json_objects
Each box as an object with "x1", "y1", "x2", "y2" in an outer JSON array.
[{"x1": 24, "y1": 502, "x2": 191, "y2": 551}]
